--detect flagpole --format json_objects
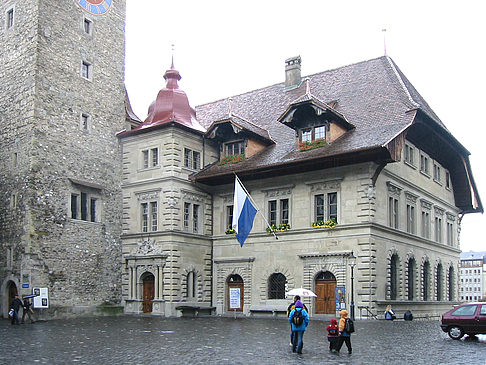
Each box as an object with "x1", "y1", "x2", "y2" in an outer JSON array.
[{"x1": 234, "y1": 173, "x2": 278, "y2": 240}]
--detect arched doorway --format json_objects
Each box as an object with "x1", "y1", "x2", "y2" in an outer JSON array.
[
  {"x1": 227, "y1": 274, "x2": 244, "y2": 312},
  {"x1": 315, "y1": 271, "x2": 336, "y2": 314},
  {"x1": 142, "y1": 273, "x2": 155, "y2": 313}
]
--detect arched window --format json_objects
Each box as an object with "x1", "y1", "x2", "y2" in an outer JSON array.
[
  {"x1": 390, "y1": 254, "x2": 399, "y2": 300},
  {"x1": 423, "y1": 261, "x2": 430, "y2": 301},
  {"x1": 448, "y1": 266, "x2": 454, "y2": 301},
  {"x1": 407, "y1": 259, "x2": 415, "y2": 300},
  {"x1": 186, "y1": 271, "x2": 197, "y2": 298},
  {"x1": 436, "y1": 263, "x2": 443, "y2": 301},
  {"x1": 268, "y1": 273, "x2": 286, "y2": 299}
]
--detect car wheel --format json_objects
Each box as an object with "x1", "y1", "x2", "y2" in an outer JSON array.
[{"x1": 448, "y1": 326, "x2": 464, "y2": 340}]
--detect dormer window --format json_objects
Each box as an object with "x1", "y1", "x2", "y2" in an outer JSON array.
[
  {"x1": 225, "y1": 140, "x2": 244, "y2": 156},
  {"x1": 301, "y1": 125, "x2": 326, "y2": 143}
]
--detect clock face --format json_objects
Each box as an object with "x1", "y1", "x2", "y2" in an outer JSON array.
[{"x1": 74, "y1": 0, "x2": 113, "y2": 16}]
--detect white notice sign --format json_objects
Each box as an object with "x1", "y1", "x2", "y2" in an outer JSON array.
[
  {"x1": 32, "y1": 287, "x2": 49, "y2": 309},
  {"x1": 229, "y1": 287, "x2": 241, "y2": 309}
]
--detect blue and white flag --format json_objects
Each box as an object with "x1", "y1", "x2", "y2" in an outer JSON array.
[{"x1": 232, "y1": 177, "x2": 258, "y2": 247}]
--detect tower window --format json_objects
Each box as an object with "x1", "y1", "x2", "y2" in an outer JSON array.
[
  {"x1": 6, "y1": 8, "x2": 14, "y2": 29},
  {"x1": 80, "y1": 113, "x2": 91, "y2": 131},
  {"x1": 81, "y1": 61, "x2": 92, "y2": 80},
  {"x1": 83, "y1": 18, "x2": 93, "y2": 35}
]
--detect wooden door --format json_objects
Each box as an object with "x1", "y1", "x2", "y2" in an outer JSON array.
[
  {"x1": 315, "y1": 280, "x2": 336, "y2": 314},
  {"x1": 142, "y1": 274, "x2": 155, "y2": 313},
  {"x1": 227, "y1": 282, "x2": 244, "y2": 312}
]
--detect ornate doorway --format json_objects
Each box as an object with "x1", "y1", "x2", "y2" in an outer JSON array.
[
  {"x1": 227, "y1": 274, "x2": 244, "y2": 312},
  {"x1": 142, "y1": 273, "x2": 155, "y2": 313},
  {"x1": 315, "y1": 271, "x2": 336, "y2": 314}
]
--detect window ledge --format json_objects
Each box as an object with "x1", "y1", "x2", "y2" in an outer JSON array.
[
  {"x1": 404, "y1": 161, "x2": 416, "y2": 169},
  {"x1": 419, "y1": 170, "x2": 431, "y2": 178}
]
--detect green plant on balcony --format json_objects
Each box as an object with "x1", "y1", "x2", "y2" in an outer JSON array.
[
  {"x1": 219, "y1": 153, "x2": 245, "y2": 165},
  {"x1": 266, "y1": 223, "x2": 291, "y2": 233},
  {"x1": 299, "y1": 138, "x2": 327, "y2": 151},
  {"x1": 311, "y1": 218, "x2": 337, "y2": 229},
  {"x1": 225, "y1": 228, "x2": 236, "y2": 235}
]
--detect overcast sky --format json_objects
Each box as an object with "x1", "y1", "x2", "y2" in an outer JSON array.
[{"x1": 125, "y1": 0, "x2": 485, "y2": 252}]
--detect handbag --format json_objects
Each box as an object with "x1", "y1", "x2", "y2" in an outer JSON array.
[{"x1": 8, "y1": 309, "x2": 14, "y2": 317}]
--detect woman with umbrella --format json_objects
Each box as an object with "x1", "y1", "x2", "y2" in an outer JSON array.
[{"x1": 22, "y1": 295, "x2": 36, "y2": 323}]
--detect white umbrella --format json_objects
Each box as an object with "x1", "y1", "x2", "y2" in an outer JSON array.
[{"x1": 286, "y1": 288, "x2": 317, "y2": 297}]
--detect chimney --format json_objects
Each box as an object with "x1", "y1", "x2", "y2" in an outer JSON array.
[{"x1": 285, "y1": 56, "x2": 302, "y2": 89}]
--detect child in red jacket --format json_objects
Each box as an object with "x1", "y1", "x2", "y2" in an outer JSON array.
[{"x1": 326, "y1": 318, "x2": 339, "y2": 352}]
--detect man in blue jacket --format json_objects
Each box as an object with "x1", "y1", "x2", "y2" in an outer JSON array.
[{"x1": 288, "y1": 300, "x2": 310, "y2": 354}]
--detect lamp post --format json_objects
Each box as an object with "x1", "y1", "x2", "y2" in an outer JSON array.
[{"x1": 348, "y1": 252, "x2": 356, "y2": 321}]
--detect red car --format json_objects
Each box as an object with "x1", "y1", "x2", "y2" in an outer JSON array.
[{"x1": 440, "y1": 302, "x2": 486, "y2": 339}]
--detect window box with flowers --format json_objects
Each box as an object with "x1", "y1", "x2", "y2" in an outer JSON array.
[
  {"x1": 266, "y1": 223, "x2": 291, "y2": 233},
  {"x1": 225, "y1": 228, "x2": 236, "y2": 235},
  {"x1": 299, "y1": 138, "x2": 327, "y2": 151},
  {"x1": 219, "y1": 154, "x2": 245, "y2": 165},
  {"x1": 311, "y1": 218, "x2": 337, "y2": 229}
]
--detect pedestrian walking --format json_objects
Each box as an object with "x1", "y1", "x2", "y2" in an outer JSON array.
[
  {"x1": 9, "y1": 294, "x2": 23, "y2": 325},
  {"x1": 21, "y1": 297, "x2": 35, "y2": 324},
  {"x1": 326, "y1": 318, "x2": 339, "y2": 352},
  {"x1": 288, "y1": 300, "x2": 309, "y2": 354},
  {"x1": 384, "y1": 304, "x2": 396, "y2": 320},
  {"x1": 286, "y1": 295, "x2": 308, "y2": 346},
  {"x1": 335, "y1": 309, "x2": 352, "y2": 354}
]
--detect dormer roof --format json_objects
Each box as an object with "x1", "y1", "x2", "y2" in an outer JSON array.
[{"x1": 206, "y1": 113, "x2": 274, "y2": 145}]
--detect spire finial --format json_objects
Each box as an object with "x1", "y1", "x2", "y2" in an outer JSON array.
[
  {"x1": 171, "y1": 44, "x2": 175, "y2": 68},
  {"x1": 228, "y1": 97, "x2": 233, "y2": 116},
  {"x1": 305, "y1": 77, "x2": 311, "y2": 95},
  {"x1": 382, "y1": 28, "x2": 387, "y2": 56}
]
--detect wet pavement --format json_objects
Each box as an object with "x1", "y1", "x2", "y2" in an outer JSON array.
[{"x1": 1, "y1": 316, "x2": 485, "y2": 364}]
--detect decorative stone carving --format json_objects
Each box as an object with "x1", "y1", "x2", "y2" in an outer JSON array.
[
  {"x1": 420, "y1": 199, "x2": 432, "y2": 210},
  {"x1": 167, "y1": 196, "x2": 178, "y2": 208},
  {"x1": 386, "y1": 181, "x2": 402, "y2": 197},
  {"x1": 181, "y1": 190, "x2": 205, "y2": 203},
  {"x1": 446, "y1": 212, "x2": 456, "y2": 221},
  {"x1": 434, "y1": 206, "x2": 445, "y2": 216},
  {"x1": 366, "y1": 186, "x2": 376, "y2": 200},
  {"x1": 263, "y1": 186, "x2": 293, "y2": 198},
  {"x1": 404, "y1": 191, "x2": 418, "y2": 204},
  {"x1": 309, "y1": 179, "x2": 342, "y2": 192},
  {"x1": 131, "y1": 238, "x2": 162, "y2": 255},
  {"x1": 136, "y1": 190, "x2": 160, "y2": 201}
]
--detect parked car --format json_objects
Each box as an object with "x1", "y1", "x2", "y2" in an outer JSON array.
[{"x1": 440, "y1": 302, "x2": 486, "y2": 339}]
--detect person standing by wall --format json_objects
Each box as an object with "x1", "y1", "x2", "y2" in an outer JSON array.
[
  {"x1": 9, "y1": 294, "x2": 23, "y2": 325},
  {"x1": 288, "y1": 300, "x2": 309, "y2": 354},
  {"x1": 384, "y1": 304, "x2": 396, "y2": 320},
  {"x1": 336, "y1": 309, "x2": 352, "y2": 354},
  {"x1": 21, "y1": 297, "x2": 35, "y2": 324}
]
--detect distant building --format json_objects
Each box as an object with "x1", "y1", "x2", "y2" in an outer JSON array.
[{"x1": 459, "y1": 251, "x2": 486, "y2": 302}]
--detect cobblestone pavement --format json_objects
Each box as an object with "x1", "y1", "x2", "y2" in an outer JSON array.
[{"x1": 1, "y1": 316, "x2": 485, "y2": 365}]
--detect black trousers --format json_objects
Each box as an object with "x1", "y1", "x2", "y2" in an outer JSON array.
[{"x1": 336, "y1": 336, "x2": 352, "y2": 353}]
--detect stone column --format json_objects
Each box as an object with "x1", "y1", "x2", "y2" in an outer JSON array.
[{"x1": 155, "y1": 265, "x2": 159, "y2": 299}]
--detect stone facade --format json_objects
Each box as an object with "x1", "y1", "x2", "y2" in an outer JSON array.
[{"x1": 0, "y1": 0, "x2": 126, "y2": 317}]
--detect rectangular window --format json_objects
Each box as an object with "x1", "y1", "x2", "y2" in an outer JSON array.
[
  {"x1": 151, "y1": 148, "x2": 158, "y2": 167},
  {"x1": 420, "y1": 154, "x2": 429, "y2": 175},
  {"x1": 184, "y1": 202, "x2": 190, "y2": 229},
  {"x1": 193, "y1": 204, "x2": 199, "y2": 233},
  {"x1": 327, "y1": 192, "x2": 337, "y2": 221},
  {"x1": 224, "y1": 141, "x2": 244, "y2": 156},
  {"x1": 6, "y1": 8, "x2": 14, "y2": 29},
  {"x1": 226, "y1": 205, "x2": 234, "y2": 230},
  {"x1": 83, "y1": 18, "x2": 92, "y2": 35},
  {"x1": 280, "y1": 199, "x2": 289, "y2": 225},
  {"x1": 150, "y1": 202, "x2": 158, "y2": 231},
  {"x1": 141, "y1": 203, "x2": 148, "y2": 232},
  {"x1": 406, "y1": 204, "x2": 416, "y2": 234},
  {"x1": 315, "y1": 194, "x2": 325, "y2": 221},
  {"x1": 421, "y1": 211, "x2": 430, "y2": 239},
  {"x1": 405, "y1": 144, "x2": 414, "y2": 165},
  {"x1": 71, "y1": 194, "x2": 78, "y2": 219},
  {"x1": 433, "y1": 164, "x2": 441, "y2": 182},
  {"x1": 447, "y1": 222, "x2": 454, "y2": 246},
  {"x1": 81, "y1": 61, "x2": 92, "y2": 80},
  {"x1": 142, "y1": 150, "x2": 149, "y2": 169},
  {"x1": 12, "y1": 152, "x2": 18, "y2": 167},
  {"x1": 90, "y1": 198, "x2": 96, "y2": 222},
  {"x1": 315, "y1": 126, "x2": 326, "y2": 140},
  {"x1": 388, "y1": 197, "x2": 399, "y2": 229},
  {"x1": 81, "y1": 192, "x2": 88, "y2": 221},
  {"x1": 435, "y1": 217, "x2": 443, "y2": 243},
  {"x1": 301, "y1": 129, "x2": 312, "y2": 142},
  {"x1": 301, "y1": 125, "x2": 326, "y2": 142},
  {"x1": 184, "y1": 149, "x2": 200, "y2": 169},
  {"x1": 269, "y1": 200, "x2": 277, "y2": 226},
  {"x1": 81, "y1": 113, "x2": 90, "y2": 131},
  {"x1": 445, "y1": 172, "x2": 450, "y2": 189}
]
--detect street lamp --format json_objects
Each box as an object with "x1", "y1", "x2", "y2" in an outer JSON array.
[{"x1": 348, "y1": 252, "x2": 356, "y2": 321}]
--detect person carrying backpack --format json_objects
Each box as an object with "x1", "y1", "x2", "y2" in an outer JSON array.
[
  {"x1": 335, "y1": 309, "x2": 353, "y2": 354},
  {"x1": 287, "y1": 295, "x2": 308, "y2": 346},
  {"x1": 326, "y1": 318, "x2": 339, "y2": 352},
  {"x1": 288, "y1": 300, "x2": 309, "y2": 354}
]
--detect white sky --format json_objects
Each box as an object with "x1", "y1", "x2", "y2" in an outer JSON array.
[{"x1": 125, "y1": 0, "x2": 485, "y2": 253}]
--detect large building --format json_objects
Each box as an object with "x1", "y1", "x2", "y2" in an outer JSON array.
[
  {"x1": 459, "y1": 251, "x2": 486, "y2": 302},
  {"x1": 1, "y1": 0, "x2": 482, "y2": 319}
]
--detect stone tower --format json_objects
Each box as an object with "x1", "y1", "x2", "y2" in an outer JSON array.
[{"x1": 0, "y1": 0, "x2": 126, "y2": 317}]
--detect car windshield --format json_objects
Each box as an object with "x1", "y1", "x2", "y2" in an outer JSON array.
[{"x1": 452, "y1": 305, "x2": 477, "y2": 316}]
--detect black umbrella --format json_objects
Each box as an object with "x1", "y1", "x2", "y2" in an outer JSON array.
[{"x1": 23, "y1": 294, "x2": 38, "y2": 299}]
